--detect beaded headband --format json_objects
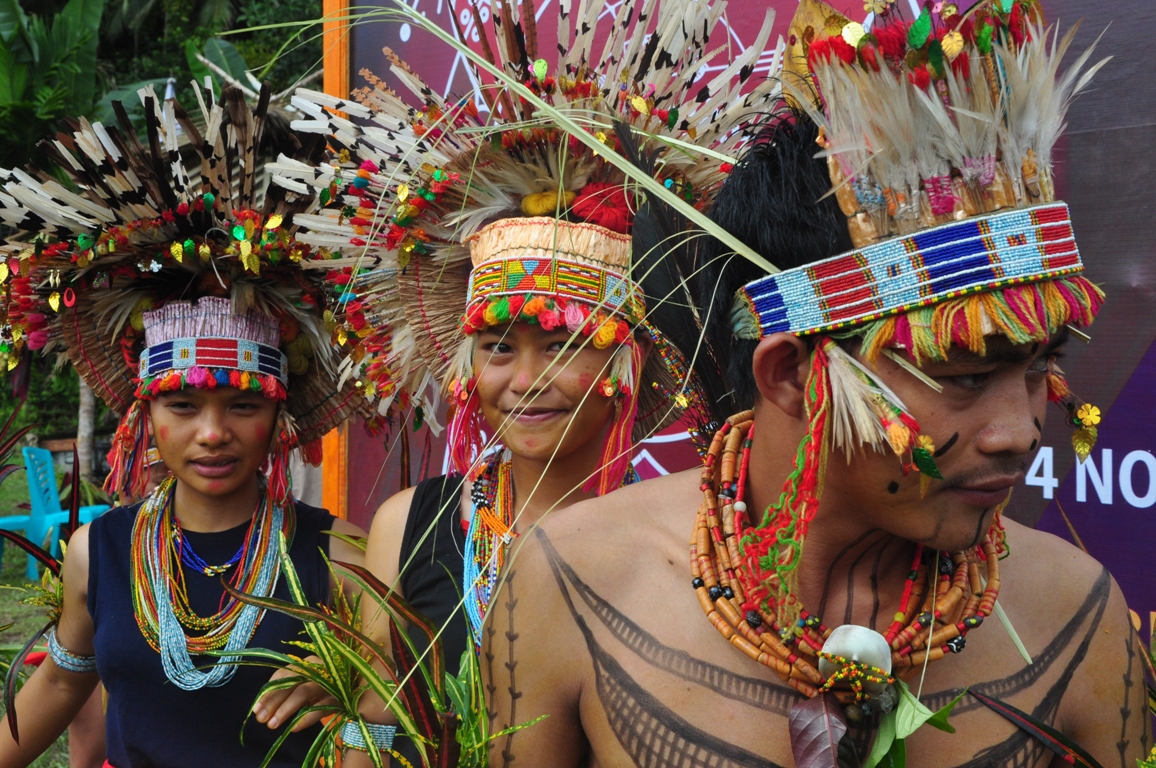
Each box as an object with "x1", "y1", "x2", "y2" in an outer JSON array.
[
  {"x1": 136, "y1": 299, "x2": 290, "y2": 398},
  {"x1": 735, "y1": 202, "x2": 1082, "y2": 339}
]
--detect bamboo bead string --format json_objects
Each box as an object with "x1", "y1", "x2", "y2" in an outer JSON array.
[{"x1": 693, "y1": 413, "x2": 1007, "y2": 697}]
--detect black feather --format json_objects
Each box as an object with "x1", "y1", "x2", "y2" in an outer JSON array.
[{"x1": 697, "y1": 108, "x2": 853, "y2": 413}]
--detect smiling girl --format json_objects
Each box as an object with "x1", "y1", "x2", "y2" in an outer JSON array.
[{"x1": 0, "y1": 87, "x2": 367, "y2": 768}]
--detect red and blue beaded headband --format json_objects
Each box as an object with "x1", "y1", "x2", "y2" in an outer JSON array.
[
  {"x1": 134, "y1": 298, "x2": 289, "y2": 400},
  {"x1": 734, "y1": 203, "x2": 1082, "y2": 339}
]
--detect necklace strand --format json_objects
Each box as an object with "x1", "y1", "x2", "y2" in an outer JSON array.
[
  {"x1": 130, "y1": 476, "x2": 295, "y2": 690},
  {"x1": 692, "y1": 412, "x2": 1005, "y2": 703}
]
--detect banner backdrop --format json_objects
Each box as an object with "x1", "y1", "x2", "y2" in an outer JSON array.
[{"x1": 341, "y1": 0, "x2": 1156, "y2": 642}]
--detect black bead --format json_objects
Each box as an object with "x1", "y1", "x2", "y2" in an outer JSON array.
[
  {"x1": 946, "y1": 636, "x2": 966, "y2": 653},
  {"x1": 745, "y1": 610, "x2": 763, "y2": 628},
  {"x1": 691, "y1": 577, "x2": 705, "y2": 589},
  {"x1": 708, "y1": 586, "x2": 723, "y2": 601},
  {"x1": 723, "y1": 586, "x2": 735, "y2": 600},
  {"x1": 938, "y1": 558, "x2": 955, "y2": 575}
]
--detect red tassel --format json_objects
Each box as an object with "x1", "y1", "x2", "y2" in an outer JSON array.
[
  {"x1": 591, "y1": 342, "x2": 643, "y2": 495},
  {"x1": 448, "y1": 388, "x2": 485, "y2": 476},
  {"x1": 104, "y1": 400, "x2": 151, "y2": 503}
]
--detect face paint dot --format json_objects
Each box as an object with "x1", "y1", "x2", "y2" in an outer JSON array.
[{"x1": 887, "y1": 481, "x2": 899, "y2": 494}]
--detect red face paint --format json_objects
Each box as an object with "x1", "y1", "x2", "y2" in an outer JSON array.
[
  {"x1": 158, "y1": 425, "x2": 170, "y2": 440},
  {"x1": 577, "y1": 373, "x2": 594, "y2": 390}
]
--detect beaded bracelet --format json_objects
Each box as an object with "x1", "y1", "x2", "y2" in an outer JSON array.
[
  {"x1": 47, "y1": 627, "x2": 98, "y2": 674},
  {"x1": 340, "y1": 721, "x2": 398, "y2": 752}
]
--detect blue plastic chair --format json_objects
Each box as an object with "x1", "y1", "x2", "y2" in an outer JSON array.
[{"x1": 1, "y1": 447, "x2": 112, "y2": 580}]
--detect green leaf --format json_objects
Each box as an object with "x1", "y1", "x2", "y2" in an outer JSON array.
[
  {"x1": 907, "y1": 8, "x2": 932, "y2": 49},
  {"x1": 881, "y1": 737, "x2": 905, "y2": 768},
  {"x1": 185, "y1": 39, "x2": 215, "y2": 90},
  {"x1": 911, "y1": 448, "x2": 942, "y2": 479},
  {"x1": 926, "y1": 689, "x2": 967, "y2": 734},
  {"x1": 895, "y1": 680, "x2": 935, "y2": 739},
  {"x1": 203, "y1": 37, "x2": 251, "y2": 85},
  {"x1": 0, "y1": 0, "x2": 33, "y2": 56},
  {"x1": 864, "y1": 709, "x2": 896, "y2": 768}
]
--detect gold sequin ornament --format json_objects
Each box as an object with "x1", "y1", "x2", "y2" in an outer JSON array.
[
  {"x1": 941, "y1": 31, "x2": 964, "y2": 62},
  {"x1": 170, "y1": 241, "x2": 184, "y2": 263},
  {"x1": 48, "y1": 292, "x2": 61, "y2": 312},
  {"x1": 0, "y1": 263, "x2": 8, "y2": 283},
  {"x1": 841, "y1": 22, "x2": 866, "y2": 47}
]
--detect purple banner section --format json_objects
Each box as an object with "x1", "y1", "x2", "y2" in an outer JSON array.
[{"x1": 1036, "y1": 336, "x2": 1156, "y2": 643}]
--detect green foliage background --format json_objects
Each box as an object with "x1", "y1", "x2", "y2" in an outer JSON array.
[{"x1": 0, "y1": 0, "x2": 323, "y2": 435}]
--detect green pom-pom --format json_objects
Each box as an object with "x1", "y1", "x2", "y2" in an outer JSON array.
[
  {"x1": 908, "y1": 8, "x2": 932, "y2": 49},
  {"x1": 76, "y1": 233, "x2": 94, "y2": 250},
  {"x1": 928, "y1": 39, "x2": 944, "y2": 77},
  {"x1": 912, "y1": 447, "x2": 943, "y2": 479},
  {"x1": 493, "y1": 297, "x2": 511, "y2": 323},
  {"x1": 977, "y1": 23, "x2": 994, "y2": 54}
]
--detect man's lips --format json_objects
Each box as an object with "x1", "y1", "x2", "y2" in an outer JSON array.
[
  {"x1": 189, "y1": 456, "x2": 240, "y2": 478},
  {"x1": 945, "y1": 474, "x2": 1024, "y2": 508}
]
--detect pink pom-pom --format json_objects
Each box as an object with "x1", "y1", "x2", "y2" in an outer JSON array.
[{"x1": 564, "y1": 302, "x2": 586, "y2": 334}]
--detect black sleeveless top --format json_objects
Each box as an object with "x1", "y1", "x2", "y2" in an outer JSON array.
[
  {"x1": 394, "y1": 474, "x2": 467, "y2": 766},
  {"x1": 398, "y1": 474, "x2": 468, "y2": 675},
  {"x1": 88, "y1": 501, "x2": 335, "y2": 768}
]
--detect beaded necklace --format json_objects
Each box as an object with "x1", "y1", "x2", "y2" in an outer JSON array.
[
  {"x1": 693, "y1": 412, "x2": 1005, "y2": 707},
  {"x1": 463, "y1": 450, "x2": 640, "y2": 646},
  {"x1": 130, "y1": 476, "x2": 295, "y2": 690}
]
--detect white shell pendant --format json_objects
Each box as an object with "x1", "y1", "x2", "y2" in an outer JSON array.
[{"x1": 818, "y1": 625, "x2": 893, "y2": 691}]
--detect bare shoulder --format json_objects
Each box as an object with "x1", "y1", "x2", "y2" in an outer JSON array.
[
  {"x1": 363, "y1": 485, "x2": 420, "y2": 594},
  {"x1": 537, "y1": 468, "x2": 701, "y2": 550},
  {"x1": 61, "y1": 522, "x2": 92, "y2": 595},
  {"x1": 998, "y1": 517, "x2": 1115, "y2": 621},
  {"x1": 367, "y1": 485, "x2": 418, "y2": 543}
]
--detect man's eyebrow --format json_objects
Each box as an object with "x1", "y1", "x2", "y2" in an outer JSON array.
[{"x1": 942, "y1": 329, "x2": 1069, "y2": 366}]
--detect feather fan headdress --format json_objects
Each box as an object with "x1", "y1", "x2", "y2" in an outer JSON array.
[
  {"x1": 275, "y1": 0, "x2": 783, "y2": 490},
  {"x1": 710, "y1": 0, "x2": 1108, "y2": 626},
  {"x1": 0, "y1": 84, "x2": 366, "y2": 502}
]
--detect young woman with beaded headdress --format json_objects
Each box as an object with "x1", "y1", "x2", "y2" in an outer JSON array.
[
  {"x1": 0, "y1": 86, "x2": 369, "y2": 768},
  {"x1": 270, "y1": 0, "x2": 782, "y2": 760},
  {"x1": 481, "y1": 1, "x2": 1148, "y2": 766}
]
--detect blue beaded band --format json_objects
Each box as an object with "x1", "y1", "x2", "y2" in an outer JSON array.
[
  {"x1": 737, "y1": 203, "x2": 1082, "y2": 338},
  {"x1": 139, "y1": 336, "x2": 289, "y2": 384},
  {"x1": 47, "y1": 627, "x2": 97, "y2": 674},
  {"x1": 340, "y1": 721, "x2": 398, "y2": 752}
]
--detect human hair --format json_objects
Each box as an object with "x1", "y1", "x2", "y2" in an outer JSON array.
[{"x1": 698, "y1": 110, "x2": 854, "y2": 412}]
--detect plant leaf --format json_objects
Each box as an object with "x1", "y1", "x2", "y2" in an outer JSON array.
[
  {"x1": 0, "y1": 530, "x2": 59, "y2": 576},
  {"x1": 789, "y1": 693, "x2": 849, "y2": 768},
  {"x1": 970, "y1": 689, "x2": 1104, "y2": 768},
  {"x1": 864, "y1": 709, "x2": 896, "y2": 768},
  {"x1": 895, "y1": 680, "x2": 935, "y2": 739},
  {"x1": 925, "y1": 688, "x2": 966, "y2": 734},
  {"x1": 5, "y1": 620, "x2": 52, "y2": 742},
  {"x1": 333, "y1": 559, "x2": 444, "y2": 696},
  {"x1": 390, "y1": 614, "x2": 439, "y2": 743}
]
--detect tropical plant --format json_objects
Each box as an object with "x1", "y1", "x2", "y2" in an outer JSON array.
[
  {"x1": 221, "y1": 536, "x2": 541, "y2": 768},
  {"x1": 0, "y1": 0, "x2": 105, "y2": 168}
]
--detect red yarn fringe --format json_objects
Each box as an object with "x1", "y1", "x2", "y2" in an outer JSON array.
[{"x1": 104, "y1": 400, "x2": 151, "y2": 503}]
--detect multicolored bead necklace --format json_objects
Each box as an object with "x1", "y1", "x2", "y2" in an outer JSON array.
[
  {"x1": 692, "y1": 412, "x2": 1006, "y2": 705},
  {"x1": 130, "y1": 476, "x2": 295, "y2": 690},
  {"x1": 463, "y1": 451, "x2": 516, "y2": 646},
  {"x1": 464, "y1": 450, "x2": 640, "y2": 646}
]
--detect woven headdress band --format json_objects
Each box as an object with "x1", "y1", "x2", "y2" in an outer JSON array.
[{"x1": 736, "y1": 202, "x2": 1081, "y2": 339}]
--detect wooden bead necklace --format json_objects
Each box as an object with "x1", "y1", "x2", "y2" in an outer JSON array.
[{"x1": 691, "y1": 411, "x2": 1006, "y2": 704}]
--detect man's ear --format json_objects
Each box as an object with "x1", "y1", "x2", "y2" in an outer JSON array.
[{"x1": 751, "y1": 333, "x2": 810, "y2": 418}]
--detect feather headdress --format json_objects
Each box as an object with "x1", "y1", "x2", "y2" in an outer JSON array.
[
  {"x1": 275, "y1": 0, "x2": 784, "y2": 485},
  {"x1": 0, "y1": 84, "x2": 367, "y2": 500}
]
